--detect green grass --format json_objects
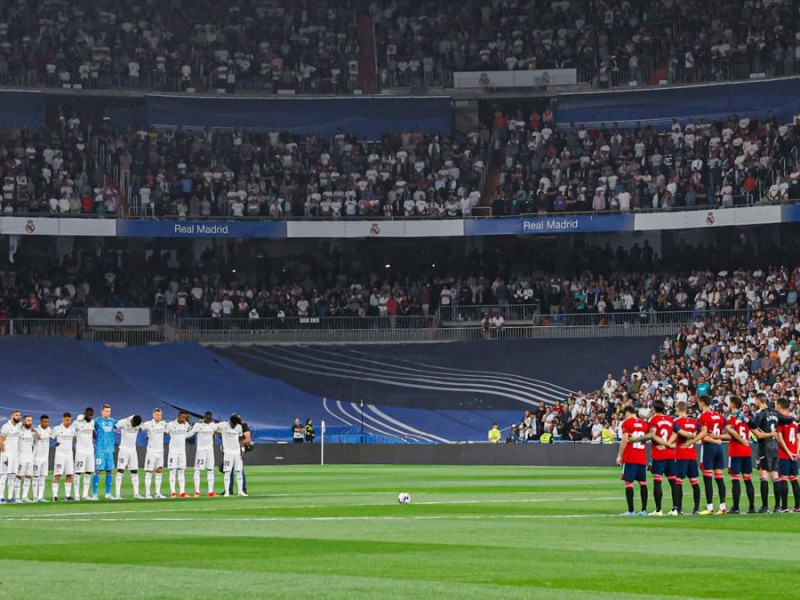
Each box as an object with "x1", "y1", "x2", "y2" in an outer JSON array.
[{"x1": 0, "y1": 465, "x2": 796, "y2": 599}]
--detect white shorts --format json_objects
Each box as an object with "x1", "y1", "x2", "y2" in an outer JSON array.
[
  {"x1": 33, "y1": 459, "x2": 48, "y2": 478},
  {"x1": 17, "y1": 460, "x2": 33, "y2": 477},
  {"x1": 74, "y1": 451, "x2": 94, "y2": 473},
  {"x1": 194, "y1": 448, "x2": 215, "y2": 470},
  {"x1": 167, "y1": 452, "x2": 186, "y2": 470},
  {"x1": 116, "y1": 448, "x2": 139, "y2": 471},
  {"x1": 2, "y1": 453, "x2": 18, "y2": 476},
  {"x1": 144, "y1": 451, "x2": 164, "y2": 471},
  {"x1": 53, "y1": 453, "x2": 74, "y2": 476},
  {"x1": 222, "y1": 452, "x2": 243, "y2": 473}
]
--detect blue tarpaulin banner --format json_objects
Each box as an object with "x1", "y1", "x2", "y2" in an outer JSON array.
[
  {"x1": 0, "y1": 91, "x2": 45, "y2": 128},
  {"x1": 464, "y1": 214, "x2": 634, "y2": 236},
  {"x1": 116, "y1": 220, "x2": 287, "y2": 238},
  {"x1": 556, "y1": 77, "x2": 800, "y2": 129},
  {"x1": 145, "y1": 95, "x2": 453, "y2": 138}
]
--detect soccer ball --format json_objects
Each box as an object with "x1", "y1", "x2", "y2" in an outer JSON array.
[{"x1": 397, "y1": 492, "x2": 411, "y2": 504}]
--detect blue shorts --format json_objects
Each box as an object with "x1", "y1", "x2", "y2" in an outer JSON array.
[
  {"x1": 674, "y1": 459, "x2": 699, "y2": 480},
  {"x1": 650, "y1": 459, "x2": 675, "y2": 477},
  {"x1": 728, "y1": 456, "x2": 753, "y2": 475},
  {"x1": 95, "y1": 451, "x2": 115, "y2": 471},
  {"x1": 700, "y1": 444, "x2": 724, "y2": 471},
  {"x1": 622, "y1": 463, "x2": 647, "y2": 483},
  {"x1": 779, "y1": 458, "x2": 799, "y2": 477}
]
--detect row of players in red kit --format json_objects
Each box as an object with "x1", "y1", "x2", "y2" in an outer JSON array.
[{"x1": 615, "y1": 392, "x2": 799, "y2": 516}]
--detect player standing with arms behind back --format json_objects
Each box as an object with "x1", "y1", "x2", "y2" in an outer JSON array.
[
  {"x1": 749, "y1": 392, "x2": 792, "y2": 513},
  {"x1": 33, "y1": 415, "x2": 52, "y2": 502},
  {"x1": 672, "y1": 400, "x2": 702, "y2": 514},
  {"x1": 166, "y1": 411, "x2": 192, "y2": 498},
  {"x1": 695, "y1": 397, "x2": 727, "y2": 515},
  {"x1": 647, "y1": 401, "x2": 678, "y2": 516},
  {"x1": 189, "y1": 411, "x2": 217, "y2": 497},
  {"x1": 724, "y1": 396, "x2": 755, "y2": 514},
  {"x1": 775, "y1": 398, "x2": 799, "y2": 512},
  {"x1": 51, "y1": 413, "x2": 76, "y2": 501},
  {"x1": 616, "y1": 405, "x2": 649, "y2": 516},
  {"x1": 142, "y1": 408, "x2": 167, "y2": 499},
  {"x1": 73, "y1": 408, "x2": 96, "y2": 501}
]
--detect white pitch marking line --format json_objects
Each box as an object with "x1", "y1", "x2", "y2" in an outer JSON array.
[{"x1": 1, "y1": 514, "x2": 619, "y2": 523}]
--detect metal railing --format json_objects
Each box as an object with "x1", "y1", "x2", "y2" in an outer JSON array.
[
  {"x1": 176, "y1": 315, "x2": 437, "y2": 331},
  {"x1": 0, "y1": 318, "x2": 85, "y2": 338},
  {"x1": 439, "y1": 303, "x2": 541, "y2": 324}
]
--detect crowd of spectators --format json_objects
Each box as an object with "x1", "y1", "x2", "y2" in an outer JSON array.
[
  {"x1": 120, "y1": 127, "x2": 488, "y2": 219},
  {"x1": 0, "y1": 0, "x2": 361, "y2": 94},
  {"x1": 490, "y1": 110, "x2": 800, "y2": 215},
  {"x1": 2, "y1": 230, "x2": 799, "y2": 328},
  {"x1": 0, "y1": 1, "x2": 798, "y2": 94},
  {"x1": 0, "y1": 114, "x2": 120, "y2": 216}
]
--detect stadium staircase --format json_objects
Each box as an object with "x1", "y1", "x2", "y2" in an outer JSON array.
[{"x1": 355, "y1": 13, "x2": 379, "y2": 94}]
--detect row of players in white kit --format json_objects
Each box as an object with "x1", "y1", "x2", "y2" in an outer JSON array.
[{"x1": 0, "y1": 407, "x2": 247, "y2": 502}]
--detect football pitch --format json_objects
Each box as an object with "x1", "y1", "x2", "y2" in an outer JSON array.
[{"x1": 0, "y1": 464, "x2": 797, "y2": 599}]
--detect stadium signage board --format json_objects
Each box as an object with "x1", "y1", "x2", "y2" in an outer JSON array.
[
  {"x1": 464, "y1": 214, "x2": 633, "y2": 236},
  {"x1": 115, "y1": 220, "x2": 287, "y2": 238},
  {"x1": 453, "y1": 69, "x2": 577, "y2": 89}
]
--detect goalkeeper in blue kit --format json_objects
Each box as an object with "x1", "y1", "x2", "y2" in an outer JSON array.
[{"x1": 93, "y1": 404, "x2": 118, "y2": 499}]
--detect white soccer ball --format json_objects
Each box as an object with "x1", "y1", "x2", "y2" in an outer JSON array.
[{"x1": 397, "y1": 492, "x2": 411, "y2": 504}]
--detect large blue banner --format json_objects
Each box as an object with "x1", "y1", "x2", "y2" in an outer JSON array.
[
  {"x1": 0, "y1": 91, "x2": 45, "y2": 128},
  {"x1": 782, "y1": 204, "x2": 800, "y2": 223},
  {"x1": 116, "y1": 220, "x2": 287, "y2": 238},
  {"x1": 464, "y1": 214, "x2": 634, "y2": 236},
  {"x1": 556, "y1": 77, "x2": 800, "y2": 129},
  {"x1": 146, "y1": 95, "x2": 453, "y2": 138}
]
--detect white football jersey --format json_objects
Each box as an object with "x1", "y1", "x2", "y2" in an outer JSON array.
[
  {"x1": 141, "y1": 419, "x2": 167, "y2": 453},
  {"x1": 17, "y1": 426, "x2": 36, "y2": 460},
  {"x1": 116, "y1": 417, "x2": 141, "y2": 451},
  {"x1": 51, "y1": 424, "x2": 75, "y2": 455},
  {"x1": 215, "y1": 422, "x2": 242, "y2": 454},
  {"x1": 1, "y1": 420, "x2": 20, "y2": 455},
  {"x1": 34, "y1": 426, "x2": 52, "y2": 460},
  {"x1": 167, "y1": 421, "x2": 191, "y2": 453},
  {"x1": 189, "y1": 421, "x2": 217, "y2": 451},
  {"x1": 73, "y1": 418, "x2": 95, "y2": 454}
]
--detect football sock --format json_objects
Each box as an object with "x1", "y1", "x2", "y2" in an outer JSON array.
[
  {"x1": 21, "y1": 479, "x2": 31, "y2": 500},
  {"x1": 235, "y1": 470, "x2": 244, "y2": 493},
  {"x1": 207, "y1": 470, "x2": 215, "y2": 493},
  {"x1": 194, "y1": 470, "x2": 201, "y2": 494},
  {"x1": 82, "y1": 474, "x2": 91, "y2": 498},
  {"x1": 92, "y1": 473, "x2": 99, "y2": 496},
  {"x1": 105, "y1": 473, "x2": 113, "y2": 495},
  {"x1": 703, "y1": 476, "x2": 713, "y2": 505},
  {"x1": 51, "y1": 481, "x2": 59, "y2": 499},
  {"x1": 744, "y1": 478, "x2": 755, "y2": 510},
  {"x1": 692, "y1": 482, "x2": 701, "y2": 512},
  {"x1": 714, "y1": 476, "x2": 726, "y2": 505},
  {"x1": 653, "y1": 480, "x2": 663, "y2": 511},
  {"x1": 178, "y1": 470, "x2": 186, "y2": 494},
  {"x1": 169, "y1": 470, "x2": 177, "y2": 494},
  {"x1": 731, "y1": 479, "x2": 741, "y2": 511},
  {"x1": 625, "y1": 485, "x2": 634, "y2": 512},
  {"x1": 132, "y1": 473, "x2": 140, "y2": 496},
  {"x1": 669, "y1": 479, "x2": 678, "y2": 511},
  {"x1": 674, "y1": 479, "x2": 684, "y2": 512},
  {"x1": 65, "y1": 481, "x2": 72, "y2": 497},
  {"x1": 115, "y1": 472, "x2": 124, "y2": 497},
  {"x1": 639, "y1": 484, "x2": 648, "y2": 512},
  {"x1": 791, "y1": 479, "x2": 800, "y2": 509},
  {"x1": 145, "y1": 472, "x2": 152, "y2": 495},
  {"x1": 0, "y1": 473, "x2": 7, "y2": 499},
  {"x1": 155, "y1": 472, "x2": 163, "y2": 495},
  {"x1": 760, "y1": 479, "x2": 769, "y2": 508},
  {"x1": 772, "y1": 479, "x2": 780, "y2": 510},
  {"x1": 223, "y1": 471, "x2": 232, "y2": 493}
]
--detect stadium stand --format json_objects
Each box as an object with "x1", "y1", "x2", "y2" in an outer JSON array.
[
  {"x1": 0, "y1": 0, "x2": 797, "y2": 94},
  {"x1": 1, "y1": 109, "x2": 799, "y2": 217}
]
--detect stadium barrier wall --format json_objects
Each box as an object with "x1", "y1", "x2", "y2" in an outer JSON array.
[
  {"x1": 555, "y1": 77, "x2": 800, "y2": 129},
  {"x1": 145, "y1": 95, "x2": 454, "y2": 137},
  {"x1": 245, "y1": 443, "x2": 621, "y2": 467},
  {"x1": 0, "y1": 204, "x2": 793, "y2": 239}
]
